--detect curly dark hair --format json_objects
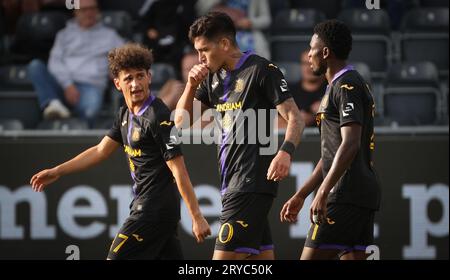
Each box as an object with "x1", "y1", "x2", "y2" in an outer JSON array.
[
  {"x1": 314, "y1": 20, "x2": 352, "y2": 60},
  {"x1": 188, "y1": 12, "x2": 237, "y2": 44},
  {"x1": 108, "y1": 43, "x2": 153, "y2": 78}
]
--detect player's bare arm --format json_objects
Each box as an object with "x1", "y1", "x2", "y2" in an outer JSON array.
[
  {"x1": 280, "y1": 159, "x2": 323, "y2": 223},
  {"x1": 166, "y1": 155, "x2": 212, "y2": 243},
  {"x1": 310, "y1": 123, "x2": 361, "y2": 225},
  {"x1": 267, "y1": 97, "x2": 305, "y2": 182},
  {"x1": 174, "y1": 63, "x2": 209, "y2": 128},
  {"x1": 30, "y1": 136, "x2": 120, "y2": 192}
]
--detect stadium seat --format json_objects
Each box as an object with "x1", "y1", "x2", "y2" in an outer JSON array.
[
  {"x1": 271, "y1": 8, "x2": 325, "y2": 36},
  {"x1": 0, "y1": 119, "x2": 24, "y2": 131},
  {"x1": 382, "y1": 88, "x2": 441, "y2": 126},
  {"x1": 385, "y1": 61, "x2": 440, "y2": 88},
  {"x1": 150, "y1": 63, "x2": 176, "y2": 91},
  {"x1": 381, "y1": 62, "x2": 442, "y2": 126},
  {"x1": 289, "y1": 0, "x2": 342, "y2": 19},
  {"x1": 0, "y1": 91, "x2": 41, "y2": 128},
  {"x1": 0, "y1": 16, "x2": 5, "y2": 61},
  {"x1": 275, "y1": 61, "x2": 301, "y2": 86},
  {"x1": 11, "y1": 12, "x2": 68, "y2": 62},
  {"x1": 92, "y1": 117, "x2": 114, "y2": 130},
  {"x1": 338, "y1": 9, "x2": 392, "y2": 78},
  {"x1": 0, "y1": 64, "x2": 34, "y2": 91},
  {"x1": 350, "y1": 61, "x2": 372, "y2": 84},
  {"x1": 399, "y1": 8, "x2": 449, "y2": 77},
  {"x1": 419, "y1": 0, "x2": 449, "y2": 8},
  {"x1": 98, "y1": 0, "x2": 146, "y2": 18},
  {"x1": 37, "y1": 118, "x2": 89, "y2": 130},
  {"x1": 271, "y1": 9, "x2": 325, "y2": 62},
  {"x1": 101, "y1": 11, "x2": 133, "y2": 39}
]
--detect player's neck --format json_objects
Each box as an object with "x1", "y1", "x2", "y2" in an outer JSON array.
[
  {"x1": 325, "y1": 60, "x2": 347, "y2": 85},
  {"x1": 223, "y1": 50, "x2": 243, "y2": 72},
  {"x1": 127, "y1": 96, "x2": 150, "y2": 115}
]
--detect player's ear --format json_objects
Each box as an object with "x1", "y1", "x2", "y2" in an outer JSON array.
[
  {"x1": 220, "y1": 37, "x2": 230, "y2": 51},
  {"x1": 113, "y1": 77, "x2": 121, "y2": 91},
  {"x1": 322, "y1": 47, "x2": 330, "y2": 60},
  {"x1": 147, "y1": 69, "x2": 152, "y2": 85}
]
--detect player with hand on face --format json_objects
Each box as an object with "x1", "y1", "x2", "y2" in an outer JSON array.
[{"x1": 175, "y1": 12, "x2": 304, "y2": 260}]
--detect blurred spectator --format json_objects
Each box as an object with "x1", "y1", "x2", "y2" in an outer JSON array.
[
  {"x1": 292, "y1": 50, "x2": 327, "y2": 127},
  {"x1": 158, "y1": 50, "x2": 198, "y2": 111},
  {"x1": 139, "y1": 0, "x2": 196, "y2": 71},
  {"x1": 26, "y1": 0, "x2": 125, "y2": 124},
  {"x1": 211, "y1": 0, "x2": 271, "y2": 59}
]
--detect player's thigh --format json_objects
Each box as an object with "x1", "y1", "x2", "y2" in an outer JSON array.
[
  {"x1": 156, "y1": 226, "x2": 184, "y2": 260},
  {"x1": 304, "y1": 203, "x2": 373, "y2": 250},
  {"x1": 107, "y1": 218, "x2": 178, "y2": 260},
  {"x1": 215, "y1": 193, "x2": 274, "y2": 255}
]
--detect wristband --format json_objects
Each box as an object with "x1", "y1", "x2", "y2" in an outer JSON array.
[{"x1": 280, "y1": 141, "x2": 295, "y2": 156}]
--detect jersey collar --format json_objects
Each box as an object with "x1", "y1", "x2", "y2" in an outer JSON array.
[
  {"x1": 234, "y1": 51, "x2": 253, "y2": 71},
  {"x1": 130, "y1": 95, "x2": 155, "y2": 117},
  {"x1": 331, "y1": 64, "x2": 355, "y2": 85}
]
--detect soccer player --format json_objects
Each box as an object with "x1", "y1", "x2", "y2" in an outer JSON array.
[
  {"x1": 30, "y1": 43, "x2": 211, "y2": 260},
  {"x1": 175, "y1": 12, "x2": 305, "y2": 260},
  {"x1": 280, "y1": 20, "x2": 381, "y2": 260}
]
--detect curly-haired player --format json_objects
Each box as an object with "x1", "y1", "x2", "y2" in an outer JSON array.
[{"x1": 30, "y1": 43, "x2": 211, "y2": 260}]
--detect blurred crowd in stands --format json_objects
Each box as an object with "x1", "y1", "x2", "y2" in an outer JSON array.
[{"x1": 0, "y1": 0, "x2": 448, "y2": 130}]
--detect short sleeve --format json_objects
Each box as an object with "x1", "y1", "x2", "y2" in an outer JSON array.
[
  {"x1": 151, "y1": 106, "x2": 183, "y2": 161},
  {"x1": 261, "y1": 64, "x2": 293, "y2": 106},
  {"x1": 336, "y1": 83, "x2": 364, "y2": 126},
  {"x1": 194, "y1": 80, "x2": 213, "y2": 108},
  {"x1": 106, "y1": 107, "x2": 124, "y2": 144}
]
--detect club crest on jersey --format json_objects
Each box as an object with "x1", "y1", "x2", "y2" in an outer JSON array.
[
  {"x1": 222, "y1": 113, "x2": 233, "y2": 133},
  {"x1": 234, "y1": 79, "x2": 245, "y2": 94},
  {"x1": 131, "y1": 127, "x2": 141, "y2": 142}
]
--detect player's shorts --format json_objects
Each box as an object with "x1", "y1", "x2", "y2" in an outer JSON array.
[
  {"x1": 107, "y1": 215, "x2": 182, "y2": 260},
  {"x1": 304, "y1": 203, "x2": 375, "y2": 253},
  {"x1": 214, "y1": 192, "x2": 274, "y2": 255}
]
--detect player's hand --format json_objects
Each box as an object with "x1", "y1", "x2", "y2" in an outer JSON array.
[
  {"x1": 310, "y1": 189, "x2": 328, "y2": 225},
  {"x1": 192, "y1": 215, "x2": 211, "y2": 243},
  {"x1": 267, "y1": 150, "x2": 291, "y2": 181},
  {"x1": 187, "y1": 63, "x2": 209, "y2": 90},
  {"x1": 30, "y1": 168, "x2": 60, "y2": 192},
  {"x1": 64, "y1": 84, "x2": 80, "y2": 106},
  {"x1": 280, "y1": 195, "x2": 304, "y2": 223}
]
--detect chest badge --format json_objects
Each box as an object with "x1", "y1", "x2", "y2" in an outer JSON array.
[
  {"x1": 131, "y1": 127, "x2": 141, "y2": 142},
  {"x1": 318, "y1": 92, "x2": 329, "y2": 113},
  {"x1": 234, "y1": 79, "x2": 245, "y2": 94}
]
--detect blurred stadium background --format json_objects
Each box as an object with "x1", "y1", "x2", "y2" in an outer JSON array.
[{"x1": 0, "y1": 0, "x2": 448, "y2": 259}]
